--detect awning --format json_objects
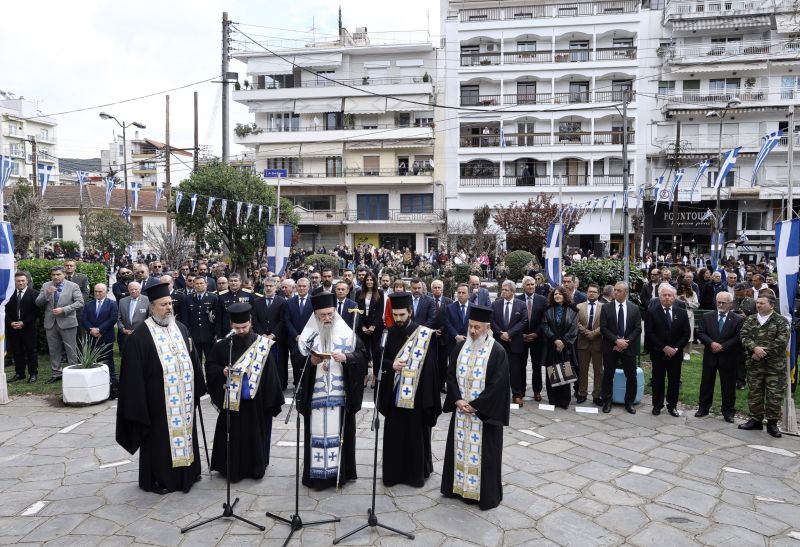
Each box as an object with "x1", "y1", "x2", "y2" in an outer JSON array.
[
  {"x1": 672, "y1": 15, "x2": 771, "y2": 31},
  {"x1": 259, "y1": 143, "x2": 301, "y2": 157},
  {"x1": 386, "y1": 94, "x2": 432, "y2": 112},
  {"x1": 300, "y1": 142, "x2": 344, "y2": 156},
  {"x1": 247, "y1": 57, "x2": 295, "y2": 75},
  {"x1": 294, "y1": 98, "x2": 343, "y2": 114},
  {"x1": 345, "y1": 141, "x2": 383, "y2": 150},
  {"x1": 294, "y1": 52, "x2": 342, "y2": 68},
  {"x1": 674, "y1": 62, "x2": 767, "y2": 73},
  {"x1": 381, "y1": 139, "x2": 435, "y2": 149},
  {"x1": 249, "y1": 99, "x2": 296, "y2": 113},
  {"x1": 344, "y1": 96, "x2": 387, "y2": 114}
]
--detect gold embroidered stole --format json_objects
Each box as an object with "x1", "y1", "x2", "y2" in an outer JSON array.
[
  {"x1": 394, "y1": 326, "x2": 434, "y2": 409},
  {"x1": 226, "y1": 335, "x2": 275, "y2": 411}
]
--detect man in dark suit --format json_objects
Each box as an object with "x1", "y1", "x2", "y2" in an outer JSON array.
[
  {"x1": 410, "y1": 278, "x2": 437, "y2": 328},
  {"x1": 696, "y1": 291, "x2": 743, "y2": 422},
  {"x1": 645, "y1": 284, "x2": 692, "y2": 417},
  {"x1": 310, "y1": 267, "x2": 335, "y2": 296},
  {"x1": 174, "y1": 263, "x2": 190, "y2": 290},
  {"x1": 639, "y1": 268, "x2": 662, "y2": 304},
  {"x1": 468, "y1": 275, "x2": 491, "y2": 306},
  {"x1": 599, "y1": 282, "x2": 642, "y2": 414},
  {"x1": 195, "y1": 263, "x2": 217, "y2": 293},
  {"x1": 159, "y1": 275, "x2": 185, "y2": 320},
  {"x1": 283, "y1": 277, "x2": 313, "y2": 385},
  {"x1": 517, "y1": 276, "x2": 547, "y2": 401},
  {"x1": 134, "y1": 264, "x2": 160, "y2": 291},
  {"x1": 430, "y1": 279, "x2": 453, "y2": 390},
  {"x1": 63, "y1": 260, "x2": 90, "y2": 298},
  {"x1": 6, "y1": 272, "x2": 40, "y2": 383},
  {"x1": 112, "y1": 267, "x2": 133, "y2": 301},
  {"x1": 334, "y1": 281, "x2": 358, "y2": 329},
  {"x1": 491, "y1": 280, "x2": 527, "y2": 406},
  {"x1": 180, "y1": 276, "x2": 218, "y2": 364},
  {"x1": 81, "y1": 283, "x2": 119, "y2": 395},
  {"x1": 563, "y1": 274, "x2": 586, "y2": 306},
  {"x1": 251, "y1": 277, "x2": 288, "y2": 388},
  {"x1": 445, "y1": 284, "x2": 470, "y2": 359}
]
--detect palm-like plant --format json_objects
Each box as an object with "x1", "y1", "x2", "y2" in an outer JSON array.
[{"x1": 73, "y1": 335, "x2": 112, "y2": 369}]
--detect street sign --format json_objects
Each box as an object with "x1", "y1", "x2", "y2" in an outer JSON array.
[{"x1": 263, "y1": 169, "x2": 288, "y2": 178}]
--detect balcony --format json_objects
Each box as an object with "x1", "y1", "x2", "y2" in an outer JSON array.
[
  {"x1": 465, "y1": 90, "x2": 634, "y2": 107},
  {"x1": 251, "y1": 76, "x2": 428, "y2": 90},
  {"x1": 460, "y1": 52, "x2": 501, "y2": 67},
  {"x1": 664, "y1": 39, "x2": 800, "y2": 64},
  {"x1": 257, "y1": 121, "x2": 433, "y2": 133},
  {"x1": 655, "y1": 132, "x2": 800, "y2": 156},
  {"x1": 665, "y1": 0, "x2": 792, "y2": 19},
  {"x1": 294, "y1": 209, "x2": 346, "y2": 224},
  {"x1": 504, "y1": 51, "x2": 553, "y2": 64},
  {"x1": 459, "y1": 131, "x2": 634, "y2": 148},
  {"x1": 267, "y1": 168, "x2": 435, "y2": 185},
  {"x1": 3, "y1": 145, "x2": 25, "y2": 158},
  {"x1": 459, "y1": 0, "x2": 638, "y2": 23},
  {"x1": 233, "y1": 80, "x2": 433, "y2": 102},
  {"x1": 459, "y1": 175, "x2": 625, "y2": 187},
  {"x1": 343, "y1": 209, "x2": 445, "y2": 223},
  {"x1": 660, "y1": 87, "x2": 794, "y2": 110},
  {"x1": 462, "y1": 47, "x2": 636, "y2": 67}
]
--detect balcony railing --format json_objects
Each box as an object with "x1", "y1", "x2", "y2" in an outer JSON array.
[
  {"x1": 504, "y1": 51, "x2": 553, "y2": 64},
  {"x1": 274, "y1": 167, "x2": 434, "y2": 178},
  {"x1": 660, "y1": 87, "x2": 780, "y2": 105},
  {"x1": 459, "y1": 0, "x2": 638, "y2": 22},
  {"x1": 459, "y1": 52, "x2": 501, "y2": 66},
  {"x1": 250, "y1": 75, "x2": 430, "y2": 90},
  {"x1": 3, "y1": 146, "x2": 25, "y2": 158},
  {"x1": 464, "y1": 90, "x2": 634, "y2": 106},
  {"x1": 467, "y1": 47, "x2": 636, "y2": 66},
  {"x1": 258, "y1": 122, "x2": 433, "y2": 133},
  {"x1": 459, "y1": 175, "x2": 626, "y2": 187},
  {"x1": 665, "y1": 0, "x2": 791, "y2": 18},
  {"x1": 595, "y1": 47, "x2": 637, "y2": 60},
  {"x1": 459, "y1": 131, "x2": 634, "y2": 147},
  {"x1": 665, "y1": 39, "x2": 800, "y2": 62},
  {"x1": 344, "y1": 209, "x2": 445, "y2": 222},
  {"x1": 460, "y1": 94, "x2": 501, "y2": 106}
]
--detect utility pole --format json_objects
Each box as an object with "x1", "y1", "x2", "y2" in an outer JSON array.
[
  {"x1": 194, "y1": 91, "x2": 200, "y2": 173},
  {"x1": 165, "y1": 95, "x2": 172, "y2": 233},
  {"x1": 222, "y1": 11, "x2": 231, "y2": 164},
  {"x1": 788, "y1": 105, "x2": 795, "y2": 221},
  {"x1": 621, "y1": 91, "x2": 630, "y2": 284},
  {"x1": 29, "y1": 137, "x2": 39, "y2": 197},
  {"x1": 671, "y1": 120, "x2": 681, "y2": 263}
]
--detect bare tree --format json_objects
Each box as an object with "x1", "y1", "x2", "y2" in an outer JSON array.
[
  {"x1": 143, "y1": 225, "x2": 194, "y2": 270},
  {"x1": 7, "y1": 184, "x2": 53, "y2": 257}
]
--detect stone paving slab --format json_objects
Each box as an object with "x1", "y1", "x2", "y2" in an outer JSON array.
[{"x1": 0, "y1": 389, "x2": 798, "y2": 546}]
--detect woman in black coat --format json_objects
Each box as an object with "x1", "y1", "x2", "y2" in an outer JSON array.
[
  {"x1": 540, "y1": 286, "x2": 579, "y2": 409},
  {"x1": 356, "y1": 270, "x2": 385, "y2": 384}
]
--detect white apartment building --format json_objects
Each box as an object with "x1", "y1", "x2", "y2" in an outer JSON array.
[
  {"x1": 231, "y1": 27, "x2": 442, "y2": 252},
  {"x1": 100, "y1": 132, "x2": 179, "y2": 188},
  {"x1": 441, "y1": 0, "x2": 660, "y2": 256},
  {"x1": 646, "y1": 0, "x2": 798, "y2": 257},
  {"x1": 0, "y1": 94, "x2": 59, "y2": 187}
]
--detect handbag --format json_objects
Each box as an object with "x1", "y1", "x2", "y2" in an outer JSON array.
[{"x1": 547, "y1": 351, "x2": 577, "y2": 387}]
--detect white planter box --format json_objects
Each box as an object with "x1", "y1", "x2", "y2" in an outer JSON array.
[{"x1": 62, "y1": 364, "x2": 110, "y2": 405}]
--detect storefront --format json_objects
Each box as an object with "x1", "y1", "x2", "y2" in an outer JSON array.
[{"x1": 643, "y1": 200, "x2": 736, "y2": 257}]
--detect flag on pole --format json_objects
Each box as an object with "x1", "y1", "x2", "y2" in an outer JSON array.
[
  {"x1": 710, "y1": 231, "x2": 726, "y2": 271},
  {"x1": 75, "y1": 170, "x2": 88, "y2": 202},
  {"x1": 0, "y1": 156, "x2": 13, "y2": 195},
  {"x1": 206, "y1": 197, "x2": 215, "y2": 217},
  {"x1": 751, "y1": 130, "x2": 784, "y2": 187},
  {"x1": 235, "y1": 201, "x2": 243, "y2": 224},
  {"x1": 154, "y1": 185, "x2": 164, "y2": 209},
  {"x1": 712, "y1": 147, "x2": 741, "y2": 191},
  {"x1": 121, "y1": 206, "x2": 131, "y2": 223},
  {"x1": 590, "y1": 198, "x2": 599, "y2": 217},
  {"x1": 0, "y1": 221, "x2": 15, "y2": 397},
  {"x1": 246, "y1": 202, "x2": 254, "y2": 222},
  {"x1": 190, "y1": 194, "x2": 198, "y2": 216},
  {"x1": 610, "y1": 193, "x2": 618, "y2": 225},
  {"x1": 775, "y1": 219, "x2": 799, "y2": 381},
  {"x1": 668, "y1": 169, "x2": 684, "y2": 210},
  {"x1": 131, "y1": 182, "x2": 140, "y2": 210},
  {"x1": 104, "y1": 177, "x2": 115, "y2": 207},
  {"x1": 268, "y1": 206, "x2": 273, "y2": 223},
  {"x1": 220, "y1": 199, "x2": 228, "y2": 218},
  {"x1": 652, "y1": 176, "x2": 664, "y2": 213},
  {"x1": 690, "y1": 159, "x2": 711, "y2": 202},
  {"x1": 545, "y1": 223, "x2": 563, "y2": 287},
  {"x1": 700, "y1": 209, "x2": 714, "y2": 222},
  {"x1": 175, "y1": 191, "x2": 184, "y2": 212},
  {"x1": 39, "y1": 164, "x2": 53, "y2": 198},
  {"x1": 267, "y1": 224, "x2": 294, "y2": 276}
]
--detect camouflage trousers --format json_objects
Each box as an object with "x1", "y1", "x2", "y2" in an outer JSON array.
[{"x1": 745, "y1": 358, "x2": 786, "y2": 422}]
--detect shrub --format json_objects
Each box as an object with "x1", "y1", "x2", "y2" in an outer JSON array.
[
  {"x1": 453, "y1": 263, "x2": 472, "y2": 284},
  {"x1": 303, "y1": 253, "x2": 339, "y2": 274},
  {"x1": 18, "y1": 259, "x2": 107, "y2": 292},
  {"x1": 59, "y1": 240, "x2": 80, "y2": 256},
  {"x1": 565, "y1": 259, "x2": 645, "y2": 305},
  {"x1": 503, "y1": 250, "x2": 535, "y2": 281}
]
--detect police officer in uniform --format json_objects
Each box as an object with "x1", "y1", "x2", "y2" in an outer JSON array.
[
  {"x1": 159, "y1": 274, "x2": 184, "y2": 320},
  {"x1": 180, "y1": 276, "x2": 218, "y2": 364},
  {"x1": 215, "y1": 273, "x2": 257, "y2": 338}
]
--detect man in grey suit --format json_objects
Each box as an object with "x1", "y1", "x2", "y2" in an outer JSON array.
[
  {"x1": 117, "y1": 282, "x2": 150, "y2": 356},
  {"x1": 36, "y1": 266, "x2": 85, "y2": 383}
]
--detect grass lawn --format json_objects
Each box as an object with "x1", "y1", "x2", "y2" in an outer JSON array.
[{"x1": 640, "y1": 345, "x2": 800, "y2": 416}]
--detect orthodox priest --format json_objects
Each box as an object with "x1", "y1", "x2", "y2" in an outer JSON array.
[
  {"x1": 379, "y1": 292, "x2": 441, "y2": 487},
  {"x1": 295, "y1": 292, "x2": 368, "y2": 490},
  {"x1": 116, "y1": 282, "x2": 207, "y2": 494},
  {"x1": 440, "y1": 304, "x2": 510, "y2": 510},
  {"x1": 205, "y1": 303, "x2": 284, "y2": 482}
]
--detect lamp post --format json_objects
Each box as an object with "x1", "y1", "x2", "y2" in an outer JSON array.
[
  {"x1": 705, "y1": 97, "x2": 741, "y2": 248},
  {"x1": 99, "y1": 112, "x2": 146, "y2": 222}
]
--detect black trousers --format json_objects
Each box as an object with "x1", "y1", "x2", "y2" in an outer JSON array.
[
  {"x1": 601, "y1": 349, "x2": 637, "y2": 405},
  {"x1": 502, "y1": 342, "x2": 525, "y2": 398},
  {"x1": 8, "y1": 327, "x2": 37, "y2": 376},
  {"x1": 436, "y1": 341, "x2": 448, "y2": 389},
  {"x1": 650, "y1": 351, "x2": 683, "y2": 409},
  {"x1": 526, "y1": 341, "x2": 543, "y2": 394},
  {"x1": 275, "y1": 344, "x2": 288, "y2": 389},
  {"x1": 195, "y1": 340, "x2": 214, "y2": 365},
  {"x1": 698, "y1": 357, "x2": 736, "y2": 416}
]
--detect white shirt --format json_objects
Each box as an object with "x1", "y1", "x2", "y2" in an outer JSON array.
[{"x1": 757, "y1": 312, "x2": 772, "y2": 326}]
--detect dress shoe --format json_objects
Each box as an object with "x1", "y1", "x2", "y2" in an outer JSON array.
[
  {"x1": 667, "y1": 407, "x2": 680, "y2": 418},
  {"x1": 694, "y1": 409, "x2": 709, "y2": 418},
  {"x1": 736, "y1": 383, "x2": 746, "y2": 391},
  {"x1": 625, "y1": 404, "x2": 636, "y2": 414},
  {"x1": 558, "y1": 403, "x2": 569, "y2": 410},
  {"x1": 533, "y1": 392, "x2": 542, "y2": 402},
  {"x1": 602, "y1": 401, "x2": 612, "y2": 413},
  {"x1": 8, "y1": 374, "x2": 25, "y2": 383},
  {"x1": 593, "y1": 397, "x2": 604, "y2": 406},
  {"x1": 737, "y1": 418, "x2": 763, "y2": 430},
  {"x1": 28, "y1": 374, "x2": 37, "y2": 383},
  {"x1": 766, "y1": 421, "x2": 782, "y2": 438},
  {"x1": 651, "y1": 408, "x2": 662, "y2": 416},
  {"x1": 513, "y1": 396, "x2": 524, "y2": 408},
  {"x1": 723, "y1": 415, "x2": 734, "y2": 423},
  {"x1": 45, "y1": 376, "x2": 62, "y2": 384},
  {"x1": 575, "y1": 395, "x2": 587, "y2": 404}
]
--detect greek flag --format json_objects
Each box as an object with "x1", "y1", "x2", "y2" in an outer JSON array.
[
  {"x1": 545, "y1": 223, "x2": 563, "y2": 287},
  {"x1": 220, "y1": 199, "x2": 228, "y2": 218},
  {"x1": 245, "y1": 202, "x2": 254, "y2": 222},
  {"x1": 131, "y1": 182, "x2": 140, "y2": 210},
  {"x1": 711, "y1": 231, "x2": 726, "y2": 271},
  {"x1": 700, "y1": 209, "x2": 714, "y2": 222},
  {"x1": 235, "y1": 201, "x2": 243, "y2": 224},
  {"x1": 190, "y1": 194, "x2": 198, "y2": 216},
  {"x1": 175, "y1": 191, "x2": 184, "y2": 212},
  {"x1": 712, "y1": 147, "x2": 741, "y2": 191},
  {"x1": 121, "y1": 206, "x2": 131, "y2": 223},
  {"x1": 206, "y1": 196, "x2": 215, "y2": 217},
  {"x1": 0, "y1": 156, "x2": 14, "y2": 194},
  {"x1": 653, "y1": 176, "x2": 664, "y2": 213},
  {"x1": 610, "y1": 193, "x2": 618, "y2": 225},
  {"x1": 751, "y1": 130, "x2": 784, "y2": 187},
  {"x1": 38, "y1": 164, "x2": 54, "y2": 198},
  {"x1": 668, "y1": 169, "x2": 684, "y2": 210},
  {"x1": 104, "y1": 177, "x2": 115, "y2": 207},
  {"x1": 0, "y1": 222, "x2": 15, "y2": 367},
  {"x1": 76, "y1": 170, "x2": 88, "y2": 202},
  {"x1": 267, "y1": 224, "x2": 294, "y2": 276},
  {"x1": 690, "y1": 159, "x2": 711, "y2": 202},
  {"x1": 775, "y1": 219, "x2": 799, "y2": 377},
  {"x1": 590, "y1": 198, "x2": 600, "y2": 216},
  {"x1": 154, "y1": 185, "x2": 164, "y2": 208}
]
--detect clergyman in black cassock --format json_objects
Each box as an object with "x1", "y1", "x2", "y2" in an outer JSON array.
[
  {"x1": 441, "y1": 305, "x2": 510, "y2": 510},
  {"x1": 116, "y1": 282, "x2": 207, "y2": 494},
  {"x1": 378, "y1": 293, "x2": 442, "y2": 487},
  {"x1": 294, "y1": 292, "x2": 368, "y2": 490},
  {"x1": 205, "y1": 303, "x2": 285, "y2": 482}
]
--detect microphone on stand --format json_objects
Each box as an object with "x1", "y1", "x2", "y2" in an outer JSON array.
[
  {"x1": 379, "y1": 329, "x2": 388, "y2": 350},
  {"x1": 305, "y1": 331, "x2": 319, "y2": 349},
  {"x1": 223, "y1": 329, "x2": 237, "y2": 339}
]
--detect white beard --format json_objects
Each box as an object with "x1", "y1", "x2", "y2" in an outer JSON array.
[
  {"x1": 465, "y1": 330, "x2": 489, "y2": 352},
  {"x1": 318, "y1": 322, "x2": 334, "y2": 353},
  {"x1": 152, "y1": 313, "x2": 174, "y2": 328}
]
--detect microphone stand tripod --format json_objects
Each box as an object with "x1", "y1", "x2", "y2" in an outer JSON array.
[
  {"x1": 181, "y1": 338, "x2": 265, "y2": 534},
  {"x1": 333, "y1": 330, "x2": 415, "y2": 544},
  {"x1": 267, "y1": 336, "x2": 339, "y2": 546}
]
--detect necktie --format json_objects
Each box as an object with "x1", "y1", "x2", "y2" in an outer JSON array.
[
  {"x1": 96, "y1": 299, "x2": 103, "y2": 315},
  {"x1": 435, "y1": 298, "x2": 440, "y2": 310},
  {"x1": 617, "y1": 303, "x2": 625, "y2": 338},
  {"x1": 504, "y1": 301, "x2": 511, "y2": 328},
  {"x1": 588, "y1": 302, "x2": 595, "y2": 329},
  {"x1": 53, "y1": 285, "x2": 61, "y2": 307},
  {"x1": 527, "y1": 296, "x2": 533, "y2": 320},
  {"x1": 67, "y1": 275, "x2": 72, "y2": 281},
  {"x1": 266, "y1": 298, "x2": 272, "y2": 309},
  {"x1": 338, "y1": 301, "x2": 343, "y2": 316},
  {"x1": 461, "y1": 304, "x2": 466, "y2": 322},
  {"x1": 718, "y1": 314, "x2": 725, "y2": 332},
  {"x1": 664, "y1": 308, "x2": 672, "y2": 328},
  {"x1": 413, "y1": 298, "x2": 419, "y2": 316},
  {"x1": 129, "y1": 299, "x2": 137, "y2": 323},
  {"x1": 17, "y1": 290, "x2": 22, "y2": 319},
  {"x1": 300, "y1": 297, "x2": 305, "y2": 311}
]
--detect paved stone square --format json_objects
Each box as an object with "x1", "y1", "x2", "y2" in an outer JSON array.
[{"x1": 1, "y1": 391, "x2": 800, "y2": 546}]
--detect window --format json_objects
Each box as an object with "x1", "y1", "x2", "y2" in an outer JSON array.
[
  {"x1": 326, "y1": 156, "x2": 343, "y2": 176},
  {"x1": 267, "y1": 113, "x2": 299, "y2": 132},
  {"x1": 51, "y1": 225, "x2": 63, "y2": 239},
  {"x1": 263, "y1": 74, "x2": 294, "y2": 89},
  {"x1": 292, "y1": 195, "x2": 335, "y2": 211},
  {"x1": 558, "y1": 121, "x2": 582, "y2": 142},
  {"x1": 413, "y1": 154, "x2": 433, "y2": 171},
  {"x1": 39, "y1": 129, "x2": 49, "y2": 140},
  {"x1": 357, "y1": 194, "x2": 389, "y2": 220},
  {"x1": 414, "y1": 111, "x2": 434, "y2": 127},
  {"x1": 401, "y1": 193, "x2": 433, "y2": 213},
  {"x1": 782, "y1": 75, "x2": 800, "y2": 99},
  {"x1": 517, "y1": 82, "x2": 537, "y2": 104},
  {"x1": 569, "y1": 41, "x2": 590, "y2": 62},
  {"x1": 8, "y1": 143, "x2": 23, "y2": 157},
  {"x1": 461, "y1": 85, "x2": 480, "y2": 106},
  {"x1": 568, "y1": 81, "x2": 590, "y2": 103},
  {"x1": 517, "y1": 41, "x2": 537, "y2": 52},
  {"x1": 266, "y1": 157, "x2": 299, "y2": 174},
  {"x1": 710, "y1": 36, "x2": 742, "y2": 55},
  {"x1": 397, "y1": 113, "x2": 411, "y2": 127},
  {"x1": 707, "y1": 170, "x2": 735, "y2": 188},
  {"x1": 365, "y1": 67, "x2": 388, "y2": 84},
  {"x1": 363, "y1": 155, "x2": 380, "y2": 175},
  {"x1": 613, "y1": 38, "x2": 634, "y2": 48},
  {"x1": 314, "y1": 71, "x2": 335, "y2": 87},
  {"x1": 399, "y1": 66, "x2": 422, "y2": 82},
  {"x1": 361, "y1": 115, "x2": 379, "y2": 129},
  {"x1": 709, "y1": 78, "x2": 740, "y2": 97},
  {"x1": 742, "y1": 211, "x2": 767, "y2": 231},
  {"x1": 460, "y1": 160, "x2": 499, "y2": 177},
  {"x1": 683, "y1": 80, "x2": 700, "y2": 92},
  {"x1": 324, "y1": 112, "x2": 342, "y2": 130},
  {"x1": 517, "y1": 121, "x2": 536, "y2": 146}
]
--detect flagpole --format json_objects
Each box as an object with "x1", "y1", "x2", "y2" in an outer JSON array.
[
  {"x1": 622, "y1": 92, "x2": 630, "y2": 284},
  {"x1": 788, "y1": 106, "x2": 795, "y2": 222}
]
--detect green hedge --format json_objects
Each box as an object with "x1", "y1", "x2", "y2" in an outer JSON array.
[
  {"x1": 504, "y1": 250, "x2": 535, "y2": 281},
  {"x1": 302, "y1": 253, "x2": 339, "y2": 273},
  {"x1": 453, "y1": 263, "x2": 472, "y2": 284},
  {"x1": 565, "y1": 258, "x2": 645, "y2": 305},
  {"x1": 17, "y1": 259, "x2": 108, "y2": 293}
]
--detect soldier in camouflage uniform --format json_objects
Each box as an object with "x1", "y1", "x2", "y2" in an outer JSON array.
[
  {"x1": 738, "y1": 294, "x2": 790, "y2": 438},
  {"x1": 731, "y1": 282, "x2": 757, "y2": 389}
]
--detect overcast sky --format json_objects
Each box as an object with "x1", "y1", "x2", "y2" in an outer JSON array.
[{"x1": 2, "y1": 0, "x2": 439, "y2": 180}]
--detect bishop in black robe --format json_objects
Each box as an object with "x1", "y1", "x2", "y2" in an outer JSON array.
[
  {"x1": 378, "y1": 314, "x2": 441, "y2": 487},
  {"x1": 205, "y1": 329, "x2": 285, "y2": 482},
  {"x1": 441, "y1": 313, "x2": 510, "y2": 511}
]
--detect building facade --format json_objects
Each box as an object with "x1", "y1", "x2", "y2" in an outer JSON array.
[
  {"x1": 231, "y1": 27, "x2": 442, "y2": 252},
  {"x1": 0, "y1": 95, "x2": 59, "y2": 187}
]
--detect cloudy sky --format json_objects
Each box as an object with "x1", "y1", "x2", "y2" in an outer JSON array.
[{"x1": 2, "y1": 0, "x2": 439, "y2": 180}]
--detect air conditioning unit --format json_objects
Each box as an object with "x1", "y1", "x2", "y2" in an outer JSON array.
[{"x1": 486, "y1": 43, "x2": 497, "y2": 52}]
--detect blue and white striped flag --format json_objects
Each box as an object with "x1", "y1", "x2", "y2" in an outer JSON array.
[
  {"x1": 652, "y1": 176, "x2": 664, "y2": 213},
  {"x1": 712, "y1": 147, "x2": 741, "y2": 191},
  {"x1": 121, "y1": 206, "x2": 131, "y2": 223},
  {"x1": 235, "y1": 201, "x2": 243, "y2": 224},
  {"x1": 499, "y1": 126, "x2": 506, "y2": 148},
  {"x1": 690, "y1": 159, "x2": 711, "y2": 202},
  {"x1": 545, "y1": 223, "x2": 563, "y2": 287},
  {"x1": 131, "y1": 182, "x2": 140, "y2": 210},
  {"x1": 751, "y1": 130, "x2": 784, "y2": 187},
  {"x1": 75, "y1": 170, "x2": 88, "y2": 202},
  {"x1": 0, "y1": 221, "x2": 15, "y2": 370},
  {"x1": 775, "y1": 219, "x2": 799, "y2": 379},
  {"x1": 0, "y1": 156, "x2": 14, "y2": 194},
  {"x1": 267, "y1": 224, "x2": 294, "y2": 276},
  {"x1": 206, "y1": 196, "x2": 215, "y2": 217},
  {"x1": 700, "y1": 209, "x2": 714, "y2": 222},
  {"x1": 104, "y1": 176, "x2": 115, "y2": 207},
  {"x1": 245, "y1": 202, "x2": 254, "y2": 222},
  {"x1": 220, "y1": 199, "x2": 228, "y2": 218},
  {"x1": 668, "y1": 169, "x2": 684, "y2": 210},
  {"x1": 190, "y1": 194, "x2": 198, "y2": 216},
  {"x1": 610, "y1": 193, "x2": 618, "y2": 225},
  {"x1": 154, "y1": 185, "x2": 164, "y2": 208},
  {"x1": 258, "y1": 205, "x2": 263, "y2": 223},
  {"x1": 711, "y1": 231, "x2": 726, "y2": 271},
  {"x1": 590, "y1": 198, "x2": 600, "y2": 217},
  {"x1": 175, "y1": 191, "x2": 184, "y2": 212},
  {"x1": 39, "y1": 164, "x2": 54, "y2": 198}
]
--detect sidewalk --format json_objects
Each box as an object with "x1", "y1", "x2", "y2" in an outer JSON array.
[{"x1": 0, "y1": 392, "x2": 799, "y2": 546}]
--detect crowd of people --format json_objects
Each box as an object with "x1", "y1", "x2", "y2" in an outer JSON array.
[{"x1": 4, "y1": 246, "x2": 798, "y2": 511}]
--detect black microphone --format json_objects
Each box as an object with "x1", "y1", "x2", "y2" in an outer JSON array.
[
  {"x1": 223, "y1": 329, "x2": 236, "y2": 339},
  {"x1": 305, "y1": 331, "x2": 319, "y2": 347}
]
